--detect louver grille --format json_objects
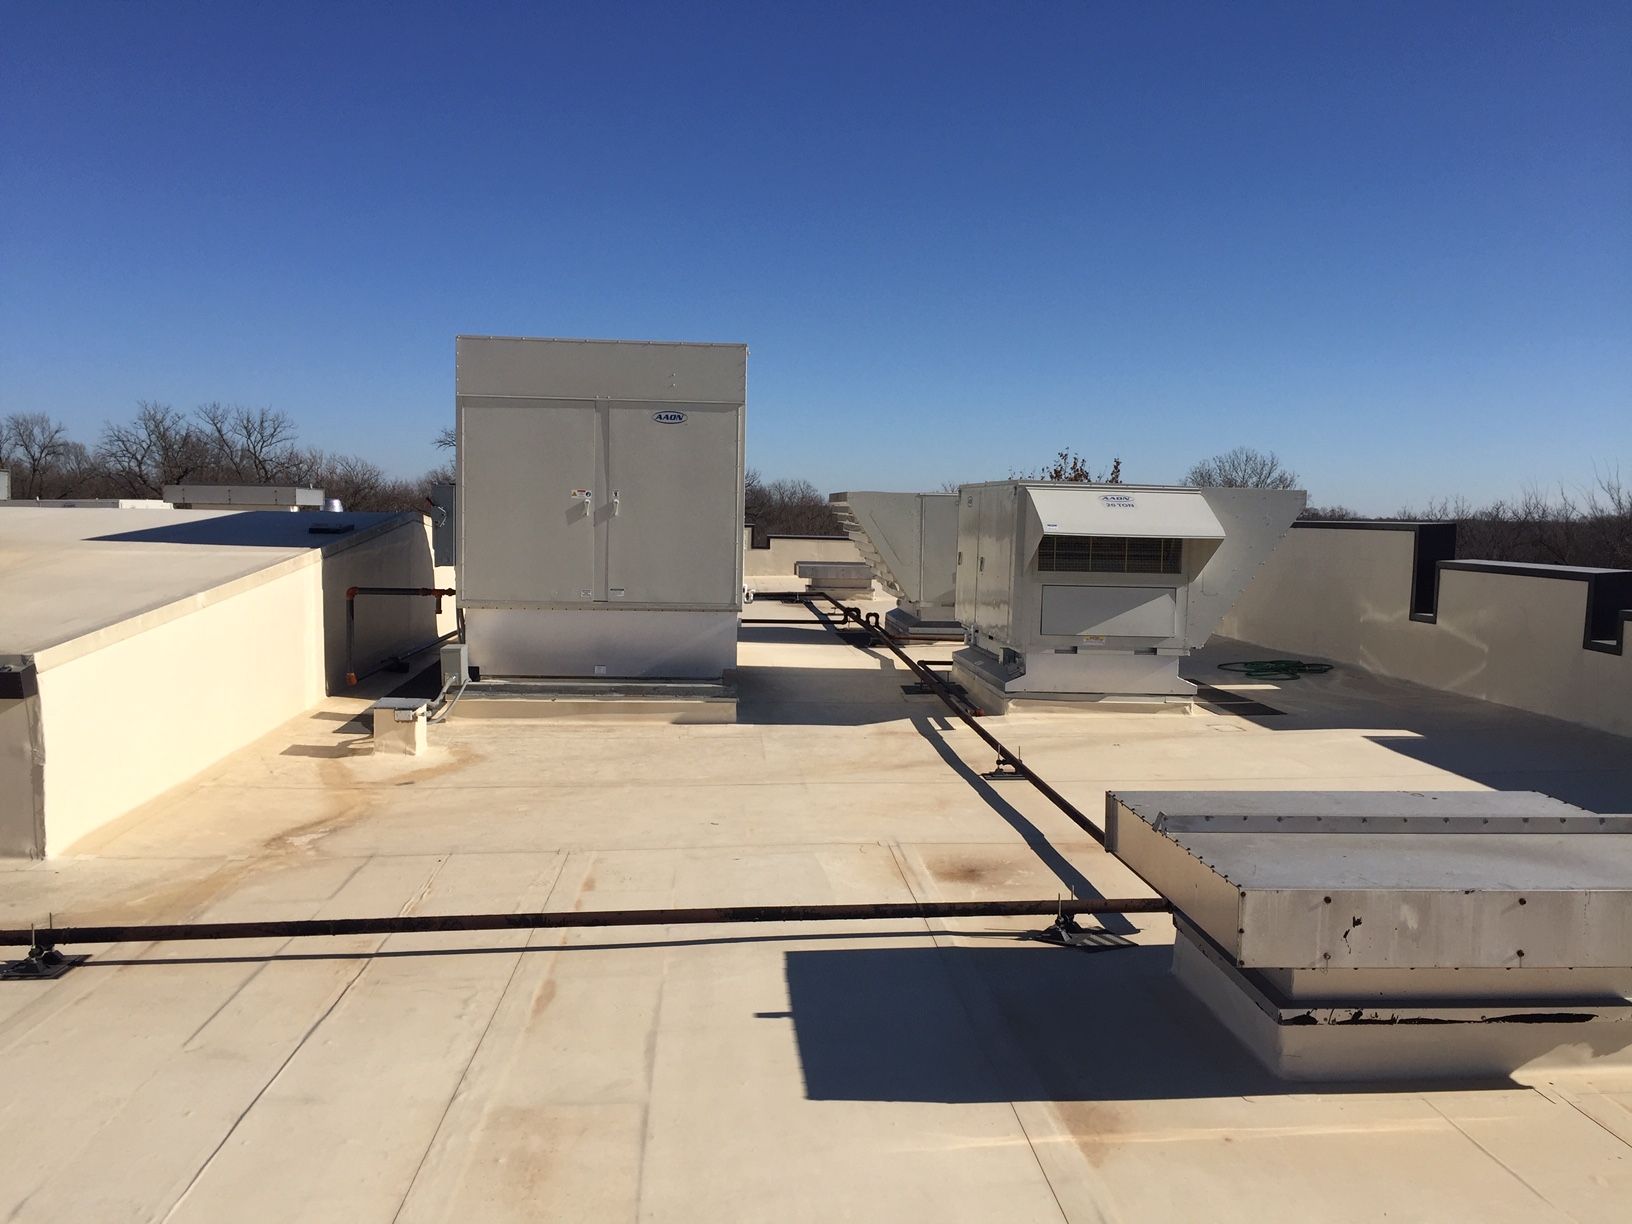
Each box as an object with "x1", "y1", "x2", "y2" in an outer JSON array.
[{"x1": 1037, "y1": 535, "x2": 1182, "y2": 574}]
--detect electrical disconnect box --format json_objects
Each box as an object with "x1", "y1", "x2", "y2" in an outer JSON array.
[
  {"x1": 952, "y1": 482, "x2": 1304, "y2": 709},
  {"x1": 428, "y1": 482, "x2": 456, "y2": 566},
  {"x1": 455, "y1": 336, "x2": 746, "y2": 680}
]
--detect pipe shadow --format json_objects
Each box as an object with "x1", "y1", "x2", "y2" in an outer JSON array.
[
  {"x1": 73, "y1": 926, "x2": 1006, "y2": 968},
  {"x1": 909, "y1": 716, "x2": 1134, "y2": 935}
]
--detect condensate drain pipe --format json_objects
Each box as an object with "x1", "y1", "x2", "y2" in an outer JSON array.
[{"x1": 344, "y1": 585, "x2": 459, "y2": 686}]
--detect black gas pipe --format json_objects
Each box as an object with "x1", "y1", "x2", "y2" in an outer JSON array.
[
  {"x1": 797, "y1": 592, "x2": 1110, "y2": 846},
  {"x1": 4, "y1": 592, "x2": 1158, "y2": 970},
  {"x1": 1, "y1": 897, "x2": 1169, "y2": 960}
]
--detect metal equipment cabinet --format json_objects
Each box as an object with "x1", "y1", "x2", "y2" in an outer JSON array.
[
  {"x1": 952, "y1": 481, "x2": 1303, "y2": 707},
  {"x1": 456, "y1": 336, "x2": 746, "y2": 680}
]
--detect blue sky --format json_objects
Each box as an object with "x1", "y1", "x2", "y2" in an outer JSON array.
[{"x1": 2, "y1": 1, "x2": 1627, "y2": 512}]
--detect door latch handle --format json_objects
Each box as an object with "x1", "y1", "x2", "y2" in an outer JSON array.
[{"x1": 612, "y1": 490, "x2": 620, "y2": 516}]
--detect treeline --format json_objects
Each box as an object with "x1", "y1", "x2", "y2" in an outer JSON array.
[
  {"x1": 0, "y1": 405, "x2": 449, "y2": 512},
  {"x1": 8, "y1": 416, "x2": 1626, "y2": 570},
  {"x1": 744, "y1": 471, "x2": 841, "y2": 535},
  {"x1": 1398, "y1": 477, "x2": 1631, "y2": 570},
  {"x1": 1046, "y1": 445, "x2": 1631, "y2": 569}
]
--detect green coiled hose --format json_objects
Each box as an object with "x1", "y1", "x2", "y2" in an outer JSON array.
[{"x1": 1217, "y1": 659, "x2": 1334, "y2": 681}]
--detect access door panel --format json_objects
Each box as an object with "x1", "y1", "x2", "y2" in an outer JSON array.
[
  {"x1": 1039, "y1": 584, "x2": 1178, "y2": 638},
  {"x1": 459, "y1": 398, "x2": 598, "y2": 603},
  {"x1": 604, "y1": 402, "x2": 741, "y2": 607}
]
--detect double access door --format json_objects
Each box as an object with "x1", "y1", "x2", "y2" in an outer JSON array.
[{"x1": 459, "y1": 397, "x2": 742, "y2": 608}]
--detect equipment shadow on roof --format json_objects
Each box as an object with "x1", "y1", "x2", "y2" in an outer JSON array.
[
  {"x1": 1186, "y1": 653, "x2": 1632, "y2": 813},
  {"x1": 734, "y1": 663, "x2": 932, "y2": 726},
  {"x1": 736, "y1": 623, "x2": 837, "y2": 646},
  {"x1": 86, "y1": 511, "x2": 377, "y2": 548},
  {"x1": 781, "y1": 944, "x2": 1518, "y2": 1104}
]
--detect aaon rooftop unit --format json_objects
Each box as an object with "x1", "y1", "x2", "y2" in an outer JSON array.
[
  {"x1": 455, "y1": 336, "x2": 746, "y2": 682},
  {"x1": 952, "y1": 481, "x2": 1303, "y2": 711}
]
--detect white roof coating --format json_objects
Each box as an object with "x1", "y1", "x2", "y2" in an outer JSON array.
[
  {"x1": 0, "y1": 506, "x2": 411, "y2": 658},
  {"x1": 2, "y1": 614, "x2": 1630, "y2": 1221},
  {"x1": 1027, "y1": 485, "x2": 1227, "y2": 539}
]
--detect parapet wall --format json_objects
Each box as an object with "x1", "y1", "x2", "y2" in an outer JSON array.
[
  {"x1": 1, "y1": 513, "x2": 440, "y2": 857},
  {"x1": 1220, "y1": 522, "x2": 1632, "y2": 738},
  {"x1": 742, "y1": 528, "x2": 863, "y2": 582}
]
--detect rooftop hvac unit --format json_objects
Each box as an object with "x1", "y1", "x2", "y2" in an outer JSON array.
[
  {"x1": 953, "y1": 482, "x2": 1304, "y2": 710},
  {"x1": 455, "y1": 336, "x2": 746, "y2": 681},
  {"x1": 828, "y1": 491, "x2": 960, "y2": 639}
]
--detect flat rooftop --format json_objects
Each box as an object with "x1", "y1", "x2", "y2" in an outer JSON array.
[
  {"x1": 0, "y1": 506, "x2": 405, "y2": 658},
  {"x1": 3, "y1": 605, "x2": 1631, "y2": 1221}
]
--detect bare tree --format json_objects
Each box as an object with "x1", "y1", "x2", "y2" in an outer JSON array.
[
  {"x1": 196, "y1": 403, "x2": 302, "y2": 483},
  {"x1": 744, "y1": 467, "x2": 766, "y2": 521},
  {"x1": 319, "y1": 453, "x2": 388, "y2": 508},
  {"x1": 1012, "y1": 449, "x2": 1123, "y2": 483},
  {"x1": 297, "y1": 452, "x2": 420, "y2": 512},
  {"x1": 97, "y1": 402, "x2": 214, "y2": 496},
  {"x1": 744, "y1": 470, "x2": 842, "y2": 534},
  {"x1": 1184, "y1": 447, "x2": 1299, "y2": 490},
  {"x1": 1, "y1": 412, "x2": 74, "y2": 498},
  {"x1": 1396, "y1": 472, "x2": 1630, "y2": 569}
]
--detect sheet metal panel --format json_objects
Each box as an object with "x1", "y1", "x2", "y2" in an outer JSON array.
[
  {"x1": 1185, "y1": 487, "x2": 1306, "y2": 645},
  {"x1": 1110, "y1": 791, "x2": 1632, "y2": 971},
  {"x1": 162, "y1": 485, "x2": 324, "y2": 507},
  {"x1": 828, "y1": 492, "x2": 923, "y2": 601},
  {"x1": 1038, "y1": 585, "x2": 1178, "y2": 637},
  {"x1": 605, "y1": 402, "x2": 742, "y2": 607},
  {"x1": 978, "y1": 484, "x2": 1015, "y2": 642},
  {"x1": 1026, "y1": 487, "x2": 1225, "y2": 540},
  {"x1": 918, "y1": 493, "x2": 959, "y2": 612},
  {"x1": 1106, "y1": 794, "x2": 1243, "y2": 947},
  {"x1": 464, "y1": 607, "x2": 736, "y2": 679},
  {"x1": 953, "y1": 490, "x2": 980, "y2": 628},
  {"x1": 457, "y1": 399, "x2": 598, "y2": 604},
  {"x1": 1242, "y1": 884, "x2": 1632, "y2": 970},
  {"x1": 455, "y1": 335, "x2": 746, "y2": 403},
  {"x1": 828, "y1": 492, "x2": 959, "y2": 614}
]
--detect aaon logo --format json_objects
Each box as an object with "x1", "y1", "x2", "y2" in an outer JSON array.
[
  {"x1": 651, "y1": 410, "x2": 688, "y2": 425},
  {"x1": 1099, "y1": 493, "x2": 1137, "y2": 509}
]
